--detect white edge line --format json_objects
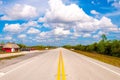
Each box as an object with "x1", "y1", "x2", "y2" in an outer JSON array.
[
  {"x1": 81, "y1": 56, "x2": 120, "y2": 76},
  {"x1": 0, "y1": 53, "x2": 40, "y2": 78},
  {"x1": 0, "y1": 72, "x2": 5, "y2": 77},
  {"x1": 0, "y1": 59, "x2": 35, "y2": 78}
]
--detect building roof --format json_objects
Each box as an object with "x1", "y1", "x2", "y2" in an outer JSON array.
[{"x1": 3, "y1": 43, "x2": 20, "y2": 48}]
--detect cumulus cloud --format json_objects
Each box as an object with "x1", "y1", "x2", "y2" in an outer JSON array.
[
  {"x1": 99, "y1": 17, "x2": 118, "y2": 32},
  {"x1": 1, "y1": 0, "x2": 119, "y2": 45},
  {"x1": 53, "y1": 27, "x2": 70, "y2": 36},
  {"x1": 27, "y1": 28, "x2": 40, "y2": 34},
  {"x1": 22, "y1": 20, "x2": 40, "y2": 32},
  {"x1": 93, "y1": 35, "x2": 99, "y2": 39},
  {"x1": 39, "y1": 0, "x2": 92, "y2": 23},
  {"x1": 4, "y1": 36, "x2": 12, "y2": 40},
  {"x1": 91, "y1": 10, "x2": 99, "y2": 15},
  {"x1": 1, "y1": 4, "x2": 38, "y2": 20},
  {"x1": 3, "y1": 20, "x2": 40, "y2": 34},
  {"x1": 18, "y1": 34, "x2": 26, "y2": 39},
  {"x1": 3, "y1": 24, "x2": 21, "y2": 33},
  {"x1": 83, "y1": 33, "x2": 91, "y2": 38},
  {"x1": 107, "y1": 0, "x2": 120, "y2": 9},
  {"x1": 39, "y1": 0, "x2": 118, "y2": 38},
  {"x1": 23, "y1": 21, "x2": 39, "y2": 27},
  {"x1": 112, "y1": 1, "x2": 120, "y2": 9},
  {"x1": 105, "y1": 10, "x2": 120, "y2": 17}
]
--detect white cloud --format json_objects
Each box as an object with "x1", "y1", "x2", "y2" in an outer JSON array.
[
  {"x1": 1, "y1": 4, "x2": 38, "y2": 20},
  {"x1": 27, "y1": 28, "x2": 40, "y2": 34},
  {"x1": 1, "y1": 0, "x2": 120, "y2": 45},
  {"x1": 18, "y1": 20, "x2": 40, "y2": 33},
  {"x1": 83, "y1": 33, "x2": 91, "y2": 38},
  {"x1": 3, "y1": 23, "x2": 21, "y2": 33},
  {"x1": 39, "y1": 0, "x2": 118, "y2": 38},
  {"x1": 4, "y1": 36, "x2": 12, "y2": 40},
  {"x1": 105, "y1": 10, "x2": 120, "y2": 17},
  {"x1": 99, "y1": 17, "x2": 118, "y2": 32},
  {"x1": 91, "y1": 10, "x2": 99, "y2": 15},
  {"x1": 112, "y1": 1, "x2": 120, "y2": 9},
  {"x1": 39, "y1": 32, "x2": 47, "y2": 37},
  {"x1": 98, "y1": 31, "x2": 106, "y2": 35},
  {"x1": 3, "y1": 20, "x2": 40, "y2": 34},
  {"x1": 39, "y1": 0, "x2": 93, "y2": 23},
  {"x1": 18, "y1": 34, "x2": 26, "y2": 39},
  {"x1": 93, "y1": 35, "x2": 99, "y2": 39},
  {"x1": 53, "y1": 27, "x2": 70, "y2": 35},
  {"x1": 14, "y1": 0, "x2": 49, "y2": 15},
  {"x1": 23, "y1": 21, "x2": 39, "y2": 28},
  {"x1": 108, "y1": 0, "x2": 120, "y2": 9}
]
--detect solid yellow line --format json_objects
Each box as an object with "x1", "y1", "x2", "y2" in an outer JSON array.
[
  {"x1": 60, "y1": 50, "x2": 66, "y2": 80},
  {"x1": 56, "y1": 52, "x2": 61, "y2": 80},
  {"x1": 56, "y1": 50, "x2": 66, "y2": 80}
]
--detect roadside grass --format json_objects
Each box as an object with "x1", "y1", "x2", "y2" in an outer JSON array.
[
  {"x1": 0, "y1": 55, "x2": 25, "y2": 61},
  {"x1": 74, "y1": 50, "x2": 120, "y2": 68},
  {"x1": 0, "y1": 51, "x2": 5, "y2": 54}
]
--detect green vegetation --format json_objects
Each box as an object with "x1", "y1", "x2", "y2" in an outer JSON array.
[
  {"x1": 17, "y1": 44, "x2": 27, "y2": 48},
  {"x1": 17, "y1": 43, "x2": 57, "y2": 50},
  {"x1": 63, "y1": 34, "x2": 120, "y2": 58},
  {"x1": 63, "y1": 34, "x2": 120, "y2": 67},
  {"x1": 73, "y1": 50, "x2": 120, "y2": 67},
  {"x1": 30, "y1": 45, "x2": 56, "y2": 50}
]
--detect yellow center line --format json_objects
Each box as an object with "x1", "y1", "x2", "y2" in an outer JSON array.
[{"x1": 56, "y1": 50, "x2": 66, "y2": 80}]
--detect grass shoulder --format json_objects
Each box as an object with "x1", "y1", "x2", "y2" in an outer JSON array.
[
  {"x1": 0, "y1": 54, "x2": 25, "y2": 61},
  {"x1": 73, "y1": 50, "x2": 120, "y2": 68}
]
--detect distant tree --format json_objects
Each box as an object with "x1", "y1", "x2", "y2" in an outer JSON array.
[
  {"x1": 97, "y1": 40, "x2": 106, "y2": 54},
  {"x1": 101, "y1": 34, "x2": 107, "y2": 41},
  {"x1": 63, "y1": 38, "x2": 120, "y2": 58},
  {"x1": 63, "y1": 45, "x2": 73, "y2": 49},
  {"x1": 86, "y1": 43, "x2": 97, "y2": 52},
  {"x1": 111, "y1": 40, "x2": 120, "y2": 57},
  {"x1": 17, "y1": 44, "x2": 27, "y2": 48}
]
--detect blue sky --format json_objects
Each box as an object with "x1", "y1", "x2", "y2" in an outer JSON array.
[{"x1": 0, "y1": 0, "x2": 120, "y2": 46}]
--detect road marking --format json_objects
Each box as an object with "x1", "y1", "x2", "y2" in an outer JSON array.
[
  {"x1": 0, "y1": 54, "x2": 40, "y2": 78},
  {"x1": 0, "y1": 72, "x2": 5, "y2": 77},
  {"x1": 80, "y1": 55, "x2": 120, "y2": 76},
  {"x1": 88, "y1": 59, "x2": 120, "y2": 76},
  {"x1": 56, "y1": 50, "x2": 66, "y2": 80}
]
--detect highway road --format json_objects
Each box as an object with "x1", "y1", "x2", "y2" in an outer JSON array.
[{"x1": 0, "y1": 48, "x2": 120, "y2": 80}]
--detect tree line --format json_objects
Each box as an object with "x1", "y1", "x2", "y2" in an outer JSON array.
[
  {"x1": 0, "y1": 42, "x2": 56, "y2": 50},
  {"x1": 63, "y1": 34, "x2": 120, "y2": 58},
  {"x1": 17, "y1": 44, "x2": 56, "y2": 50}
]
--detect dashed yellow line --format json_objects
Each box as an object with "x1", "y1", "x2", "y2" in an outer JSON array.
[{"x1": 56, "y1": 50, "x2": 66, "y2": 80}]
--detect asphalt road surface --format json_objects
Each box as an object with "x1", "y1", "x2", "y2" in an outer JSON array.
[
  {"x1": 0, "y1": 50, "x2": 47, "y2": 69},
  {"x1": 0, "y1": 48, "x2": 120, "y2": 80}
]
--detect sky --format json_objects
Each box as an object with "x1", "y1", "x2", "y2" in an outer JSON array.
[{"x1": 0, "y1": 0, "x2": 120, "y2": 46}]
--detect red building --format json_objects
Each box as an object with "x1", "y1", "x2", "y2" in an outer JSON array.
[{"x1": 2, "y1": 43, "x2": 20, "y2": 53}]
